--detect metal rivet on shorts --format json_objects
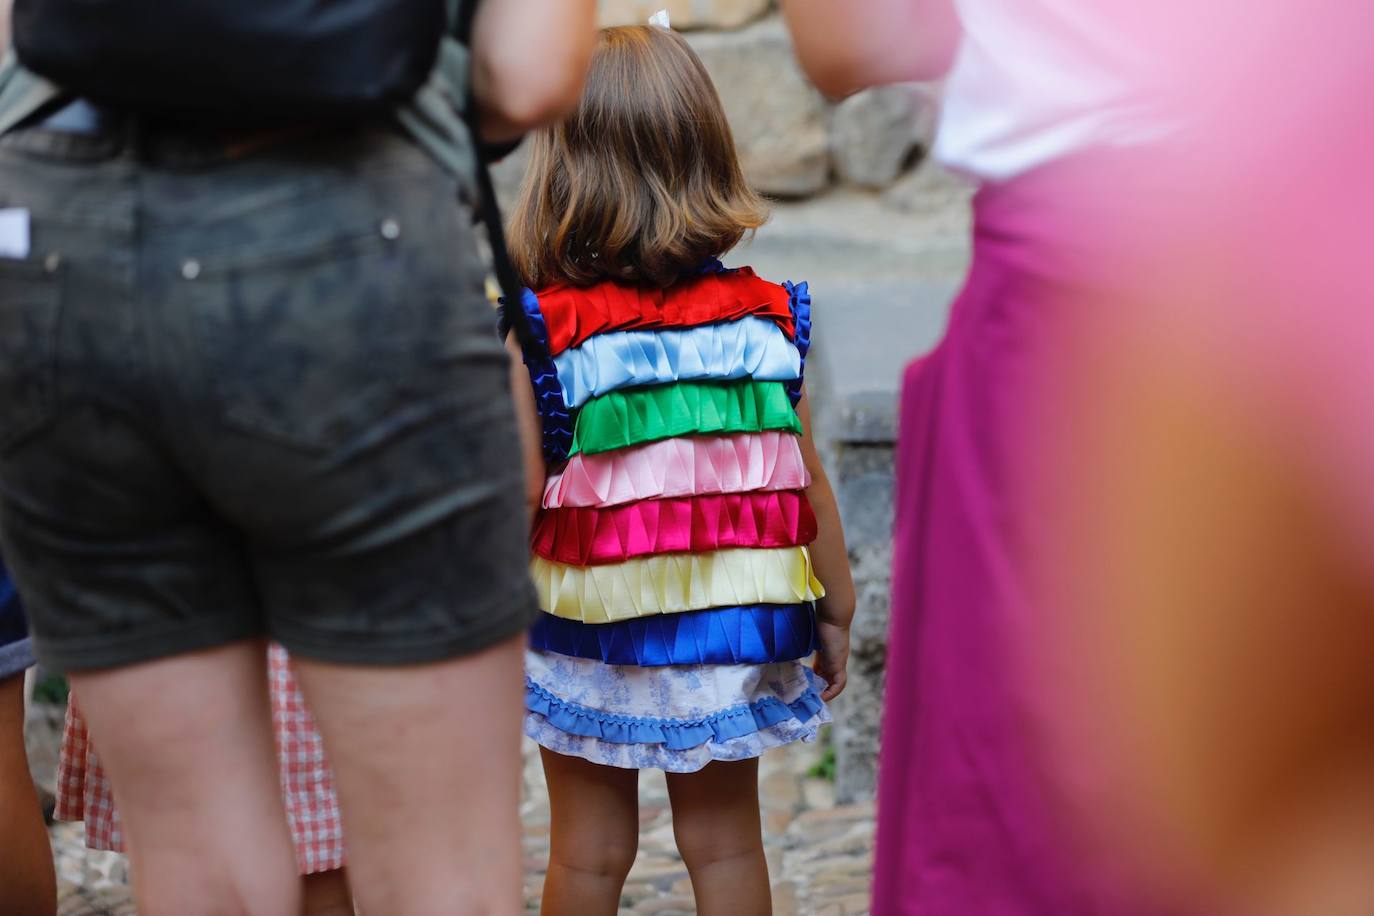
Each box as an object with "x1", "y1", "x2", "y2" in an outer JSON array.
[
  {"x1": 43, "y1": 252, "x2": 61, "y2": 273},
  {"x1": 181, "y1": 259, "x2": 201, "y2": 280},
  {"x1": 380, "y1": 218, "x2": 401, "y2": 240}
]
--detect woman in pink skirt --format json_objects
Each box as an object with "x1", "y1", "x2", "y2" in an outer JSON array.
[
  {"x1": 57, "y1": 645, "x2": 351, "y2": 914},
  {"x1": 780, "y1": 0, "x2": 1256, "y2": 913}
]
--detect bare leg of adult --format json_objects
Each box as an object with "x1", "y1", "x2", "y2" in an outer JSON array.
[
  {"x1": 665, "y1": 759, "x2": 771, "y2": 916},
  {"x1": 301, "y1": 869, "x2": 354, "y2": 916},
  {"x1": 68, "y1": 641, "x2": 300, "y2": 916},
  {"x1": 292, "y1": 634, "x2": 526, "y2": 916},
  {"x1": 538, "y1": 748, "x2": 640, "y2": 916},
  {"x1": 0, "y1": 672, "x2": 56, "y2": 916}
]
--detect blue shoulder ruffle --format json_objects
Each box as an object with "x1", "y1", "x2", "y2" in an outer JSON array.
[
  {"x1": 509, "y1": 288, "x2": 575, "y2": 463},
  {"x1": 783, "y1": 281, "x2": 811, "y2": 406},
  {"x1": 524, "y1": 674, "x2": 827, "y2": 751},
  {"x1": 529, "y1": 603, "x2": 818, "y2": 667}
]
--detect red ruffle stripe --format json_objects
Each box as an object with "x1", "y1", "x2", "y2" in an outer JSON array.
[
  {"x1": 532, "y1": 491, "x2": 819, "y2": 566},
  {"x1": 535, "y1": 268, "x2": 796, "y2": 356}
]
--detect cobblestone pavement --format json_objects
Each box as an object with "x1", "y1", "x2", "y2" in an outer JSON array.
[{"x1": 50, "y1": 732, "x2": 875, "y2": 915}]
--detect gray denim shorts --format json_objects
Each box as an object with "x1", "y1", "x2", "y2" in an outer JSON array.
[{"x1": 0, "y1": 123, "x2": 537, "y2": 672}]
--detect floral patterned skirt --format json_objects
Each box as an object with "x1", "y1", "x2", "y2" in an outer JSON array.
[{"x1": 524, "y1": 649, "x2": 830, "y2": 772}]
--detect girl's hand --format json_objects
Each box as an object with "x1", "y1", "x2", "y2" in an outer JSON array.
[{"x1": 813, "y1": 620, "x2": 851, "y2": 702}]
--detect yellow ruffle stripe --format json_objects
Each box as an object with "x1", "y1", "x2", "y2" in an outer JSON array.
[{"x1": 531, "y1": 546, "x2": 826, "y2": 623}]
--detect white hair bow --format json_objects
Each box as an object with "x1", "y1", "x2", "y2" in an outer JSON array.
[{"x1": 648, "y1": 9, "x2": 671, "y2": 29}]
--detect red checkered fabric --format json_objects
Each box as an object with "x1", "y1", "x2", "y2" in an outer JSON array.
[{"x1": 54, "y1": 644, "x2": 346, "y2": 875}]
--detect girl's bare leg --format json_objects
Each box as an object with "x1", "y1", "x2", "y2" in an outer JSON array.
[
  {"x1": 539, "y1": 748, "x2": 640, "y2": 916},
  {"x1": 301, "y1": 869, "x2": 354, "y2": 916},
  {"x1": 665, "y1": 758, "x2": 770, "y2": 916}
]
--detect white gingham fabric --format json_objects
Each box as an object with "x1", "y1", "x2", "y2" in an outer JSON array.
[{"x1": 54, "y1": 644, "x2": 346, "y2": 875}]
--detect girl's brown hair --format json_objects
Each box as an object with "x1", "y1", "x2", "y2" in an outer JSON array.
[{"x1": 508, "y1": 25, "x2": 768, "y2": 289}]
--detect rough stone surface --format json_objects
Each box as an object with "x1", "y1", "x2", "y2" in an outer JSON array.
[
  {"x1": 828, "y1": 445, "x2": 895, "y2": 802},
  {"x1": 26, "y1": 694, "x2": 64, "y2": 814},
  {"x1": 51, "y1": 737, "x2": 876, "y2": 915},
  {"x1": 883, "y1": 159, "x2": 977, "y2": 227},
  {"x1": 598, "y1": 0, "x2": 771, "y2": 30},
  {"x1": 831, "y1": 87, "x2": 923, "y2": 189},
  {"x1": 685, "y1": 16, "x2": 831, "y2": 197}
]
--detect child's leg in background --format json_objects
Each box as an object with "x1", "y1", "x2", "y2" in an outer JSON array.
[
  {"x1": 0, "y1": 671, "x2": 58, "y2": 916},
  {"x1": 539, "y1": 749, "x2": 640, "y2": 916},
  {"x1": 665, "y1": 759, "x2": 770, "y2": 916},
  {"x1": 301, "y1": 869, "x2": 353, "y2": 916}
]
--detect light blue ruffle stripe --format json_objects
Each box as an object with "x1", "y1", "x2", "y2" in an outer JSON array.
[
  {"x1": 552, "y1": 316, "x2": 802, "y2": 409},
  {"x1": 524, "y1": 675, "x2": 827, "y2": 751}
]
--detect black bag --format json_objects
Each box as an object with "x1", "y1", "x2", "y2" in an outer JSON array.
[{"x1": 12, "y1": 0, "x2": 448, "y2": 118}]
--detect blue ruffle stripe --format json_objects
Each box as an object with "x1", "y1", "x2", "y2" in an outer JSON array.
[
  {"x1": 524, "y1": 674, "x2": 827, "y2": 750},
  {"x1": 530, "y1": 603, "x2": 819, "y2": 667},
  {"x1": 783, "y1": 281, "x2": 811, "y2": 406}
]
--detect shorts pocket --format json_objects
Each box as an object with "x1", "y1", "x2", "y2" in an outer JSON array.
[
  {"x1": 0, "y1": 255, "x2": 62, "y2": 451},
  {"x1": 192, "y1": 223, "x2": 449, "y2": 454}
]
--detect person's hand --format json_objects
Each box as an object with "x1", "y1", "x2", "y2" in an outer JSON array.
[{"x1": 813, "y1": 620, "x2": 851, "y2": 702}]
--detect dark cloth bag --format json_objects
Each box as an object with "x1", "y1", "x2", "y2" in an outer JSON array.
[{"x1": 12, "y1": 0, "x2": 448, "y2": 118}]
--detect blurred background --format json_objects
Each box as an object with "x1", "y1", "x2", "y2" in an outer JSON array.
[{"x1": 25, "y1": 4, "x2": 962, "y2": 913}]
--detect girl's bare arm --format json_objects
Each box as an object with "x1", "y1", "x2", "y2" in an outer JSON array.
[
  {"x1": 505, "y1": 334, "x2": 546, "y2": 525},
  {"x1": 796, "y1": 390, "x2": 856, "y2": 627},
  {"x1": 471, "y1": 0, "x2": 598, "y2": 142},
  {"x1": 796, "y1": 390, "x2": 856, "y2": 701},
  {"x1": 779, "y1": 0, "x2": 961, "y2": 98}
]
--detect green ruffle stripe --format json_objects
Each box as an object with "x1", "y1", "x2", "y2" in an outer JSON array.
[{"x1": 570, "y1": 379, "x2": 802, "y2": 457}]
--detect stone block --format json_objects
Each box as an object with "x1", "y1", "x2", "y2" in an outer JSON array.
[
  {"x1": 829, "y1": 439, "x2": 896, "y2": 803},
  {"x1": 831, "y1": 85, "x2": 924, "y2": 189},
  {"x1": 883, "y1": 159, "x2": 976, "y2": 224},
  {"x1": 686, "y1": 16, "x2": 832, "y2": 197},
  {"x1": 598, "y1": 0, "x2": 771, "y2": 30}
]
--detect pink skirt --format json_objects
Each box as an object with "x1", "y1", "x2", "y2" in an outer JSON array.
[
  {"x1": 873, "y1": 161, "x2": 1179, "y2": 915},
  {"x1": 54, "y1": 644, "x2": 345, "y2": 875}
]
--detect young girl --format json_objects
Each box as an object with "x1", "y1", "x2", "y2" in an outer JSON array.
[{"x1": 505, "y1": 25, "x2": 856, "y2": 916}]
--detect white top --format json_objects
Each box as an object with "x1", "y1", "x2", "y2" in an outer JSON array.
[{"x1": 934, "y1": 0, "x2": 1182, "y2": 182}]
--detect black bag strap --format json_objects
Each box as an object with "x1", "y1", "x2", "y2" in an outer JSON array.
[
  {"x1": 475, "y1": 150, "x2": 541, "y2": 355},
  {"x1": 456, "y1": 0, "x2": 545, "y2": 358}
]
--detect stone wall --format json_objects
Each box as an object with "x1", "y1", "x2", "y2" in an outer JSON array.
[{"x1": 494, "y1": 2, "x2": 940, "y2": 205}]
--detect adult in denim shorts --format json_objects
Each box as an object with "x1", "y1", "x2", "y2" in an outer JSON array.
[
  {"x1": 0, "y1": 555, "x2": 56, "y2": 914},
  {"x1": 0, "y1": 3, "x2": 597, "y2": 910}
]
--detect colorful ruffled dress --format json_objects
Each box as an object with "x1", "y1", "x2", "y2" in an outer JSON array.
[{"x1": 513, "y1": 260, "x2": 830, "y2": 771}]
